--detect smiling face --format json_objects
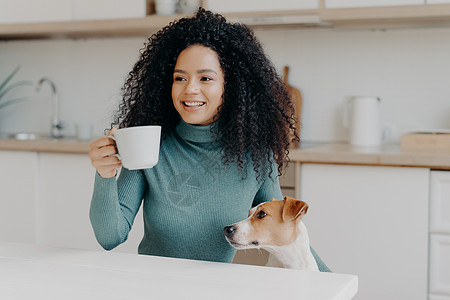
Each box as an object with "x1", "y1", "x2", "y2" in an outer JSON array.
[{"x1": 171, "y1": 44, "x2": 225, "y2": 126}]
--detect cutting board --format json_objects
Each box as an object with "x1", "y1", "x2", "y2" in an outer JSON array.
[
  {"x1": 401, "y1": 131, "x2": 450, "y2": 151},
  {"x1": 283, "y1": 66, "x2": 302, "y2": 148}
]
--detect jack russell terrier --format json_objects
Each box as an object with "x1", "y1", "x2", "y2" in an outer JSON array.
[{"x1": 224, "y1": 196, "x2": 319, "y2": 271}]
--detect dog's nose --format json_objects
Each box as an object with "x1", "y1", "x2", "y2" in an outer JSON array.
[{"x1": 224, "y1": 225, "x2": 236, "y2": 238}]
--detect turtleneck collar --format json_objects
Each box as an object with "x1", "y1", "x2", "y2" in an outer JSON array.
[{"x1": 175, "y1": 119, "x2": 219, "y2": 143}]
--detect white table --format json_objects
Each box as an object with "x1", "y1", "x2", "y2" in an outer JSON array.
[{"x1": 0, "y1": 243, "x2": 358, "y2": 299}]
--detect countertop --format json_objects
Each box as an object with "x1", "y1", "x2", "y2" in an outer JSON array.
[
  {"x1": 289, "y1": 142, "x2": 450, "y2": 170},
  {"x1": 0, "y1": 242, "x2": 358, "y2": 300},
  {"x1": 0, "y1": 137, "x2": 91, "y2": 154},
  {"x1": 0, "y1": 138, "x2": 449, "y2": 169}
]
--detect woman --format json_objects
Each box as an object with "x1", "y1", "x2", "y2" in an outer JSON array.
[{"x1": 89, "y1": 8, "x2": 330, "y2": 272}]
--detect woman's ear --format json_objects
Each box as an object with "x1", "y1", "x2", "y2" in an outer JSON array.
[{"x1": 281, "y1": 196, "x2": 308, "y2": 223}]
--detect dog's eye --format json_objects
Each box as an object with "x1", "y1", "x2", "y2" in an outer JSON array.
[{"x1": 256, "y1": 210, "x2": 267, "y2": 219}]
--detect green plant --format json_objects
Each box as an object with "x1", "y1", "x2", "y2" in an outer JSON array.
[{"x1": 0, "y1": 66, "x2": 32, "y2": 110}]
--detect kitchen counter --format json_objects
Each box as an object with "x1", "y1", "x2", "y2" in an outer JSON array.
[
  {"x1": 0, "y1": 137, "x2": 90, "y2": 154},
  {"x1": 1, "y1": 138, "x2": 449, "y2": 169},
  {"x1": 290, "y1": 142, "x2": 450, "y2": 170},
  {"x1": 0, "y1": 242, "x2": 358, "y2": 300}
]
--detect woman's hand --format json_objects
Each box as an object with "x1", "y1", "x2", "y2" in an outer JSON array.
[{"x1": 88, "y1": 129, "x2": 121, "y2": 178}]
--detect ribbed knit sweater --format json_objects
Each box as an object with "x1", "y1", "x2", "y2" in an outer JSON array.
[{"x1": 89, "y1": 120, "x2": 330, "y2": 272}]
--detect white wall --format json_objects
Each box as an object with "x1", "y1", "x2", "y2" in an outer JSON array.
[
  {"x1": 0, "y1": 38, "x2": 144, "y2": 138},
  {"x1": 1, "y1": 25, "x2": 450, "y2": 142},
  {"x1": 255, "y1": 26, "x2": 450, "y2": 142}
]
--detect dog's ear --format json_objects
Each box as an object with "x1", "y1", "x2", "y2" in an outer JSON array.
[{"x1": 282, "y1": 196, "x2": 309, "y2": 223}]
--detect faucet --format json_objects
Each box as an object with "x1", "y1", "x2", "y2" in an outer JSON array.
[{"x1": 36, "y1": 78, "x2": 63, "y2": 138}]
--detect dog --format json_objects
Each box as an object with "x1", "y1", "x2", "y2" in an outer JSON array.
[{"x1": 224, "y1": 196, "x2": 319, "y2": 271}]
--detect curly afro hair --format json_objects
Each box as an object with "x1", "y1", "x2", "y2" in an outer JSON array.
[{"x1": 113, "y1": 8, "x2": 299, "y2": 180}]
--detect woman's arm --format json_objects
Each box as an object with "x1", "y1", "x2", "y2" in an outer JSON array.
[{"x1": 89, "y1": 168, "x2": 147, "y2": 250}]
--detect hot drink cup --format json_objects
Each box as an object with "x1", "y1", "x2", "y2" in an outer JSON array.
[{"x1": 109, "y1": 125, "x2": 161, "y2": 170}]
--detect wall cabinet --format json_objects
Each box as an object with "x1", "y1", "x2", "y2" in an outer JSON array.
[
  {"x1": 325, "y1": 0, "x2": 424, "y2": 8},
  {"x1": 0, "y1": 0, "x2": 72, "y2": 24},
  {"x1": 4, "y1": 1, "x2": 450, "y2": 39},
  {"x1": 72, "y1": 0, "x2": 146, "y2": 21},
  {"x1": 0, "y1": 0, "x2": 146, "y2": 24},
  {"x1": 207, "y1": 0, "x2": 319, "y2": 13},
  {"x1": 428, "y1": 0, "x2": 450, "y2": 4},
  {"x1": 300, "y1": 163, "x2": 429, "y2": 300},
  {"x1": 429, "y1": 295, "x2": 450, "y2": 300}
]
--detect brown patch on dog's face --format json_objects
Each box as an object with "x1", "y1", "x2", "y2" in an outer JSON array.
[
  {"x1": 249, "y1": 200, "x2": 296, "y2": 246},
  {"x1": 224, "y1": 197, "x2": 309, "y2": 249}
]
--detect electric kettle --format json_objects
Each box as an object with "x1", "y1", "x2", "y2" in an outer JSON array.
[{"x1": 343, "y1": 96, "x2": 382, "y2": 146}]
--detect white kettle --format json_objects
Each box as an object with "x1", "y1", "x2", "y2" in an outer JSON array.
[{"x1": 343, "y1": 96, "x2": 382, "y2": 147}]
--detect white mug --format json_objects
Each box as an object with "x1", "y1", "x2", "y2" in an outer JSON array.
[{"x1": 109, "y1": 125, "x2": 161, "y2": 170}]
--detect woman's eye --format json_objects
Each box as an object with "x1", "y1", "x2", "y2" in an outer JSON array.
[
  {"x1": 256, "y1": 210, "x2": 267, "y2": 219},
  {"x1": 174, "y1": 76, "x2": 185, "y2": 81},
  {"x1": 200, "y1": 76, "x2": 212, "y2": 81}
]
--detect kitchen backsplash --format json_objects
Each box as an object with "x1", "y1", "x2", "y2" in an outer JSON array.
[{"x1": 1, "y1": 26, "x2": 450, "y2": 142}]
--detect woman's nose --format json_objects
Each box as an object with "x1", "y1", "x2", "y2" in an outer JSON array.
[{"x1": 185, "y1": 80, "x2": 200, "y2": 94}]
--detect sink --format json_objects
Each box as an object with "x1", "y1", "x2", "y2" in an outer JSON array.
[
  {"x1": 0, "y1": 132, "x2": 78, "y2": 141},
  {"x1": 8, "y1": 133, "x2": 54, "y2": 140}
]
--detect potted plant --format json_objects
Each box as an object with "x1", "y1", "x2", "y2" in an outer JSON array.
[{"x1": 0, "y1": 66, "x2": 32, "y2": 110}]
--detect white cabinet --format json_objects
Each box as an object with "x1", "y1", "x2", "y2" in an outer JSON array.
[
  {"x1": 0, "y1": 0, "x2": 72, "y2": 24},
  {"x1": 72, "y1": 0, "x2": 146, "y2": 21},
  {"x1": 207, "y1": 0, "x2": 319, "y2": 13},
  {"x1": 430, "y1": 171, "x2": 450, "y2": 234},
  {"x1": 430, "y1": 171, "x2": 450, "y2": 298},
  {"x1": 427, "y1": 0, "x2": 450, "y2": 3},
  {"x1": 0, "y1": 0, "x2": 146, "y2": 24},
  {"x1": 37, "y1": 153, "x2": 144, "y2": 253},
  {"x1": 429, "y1": 295, "x2": 450, "y2": 300},
  {"x1": 0, "y1": 151, "x2": 38, "y2": 243},
  {"x1": 300, "y1": 164, "x2": 429, "y2": 300},
  {"x1": 37, "y1": 153, "x2": 99, "y2": 250},
  {"x1": 430, "y1": 234, "x2": 450, "y2": 296},
  {"x1": 325, "y1": 0, "x2": 424, "y2": 8},
  {"x1": 0, "y1": 150, "x2": 143, "y2": 254}
]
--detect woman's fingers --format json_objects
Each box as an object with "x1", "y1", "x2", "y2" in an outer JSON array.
[
  {"x1": 91, "y1": 145, "x2": 118, "y2": 159},
  {"x1": 107, "y1": 128, "x2": 117, "y2": 136},
  {"x1": 88, "y1": 130, "x2": 121, "y2": 178},
  {"x1": 93, "y1": 155, "x2": 121, "y2": 167},
  {"x1": 89, "y1": 136, "x2": 116, "y2": 151}
]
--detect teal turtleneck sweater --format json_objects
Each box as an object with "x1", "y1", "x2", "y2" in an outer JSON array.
[{"x1": 89, "y1": 120, "x2": 330, "y2": 271}]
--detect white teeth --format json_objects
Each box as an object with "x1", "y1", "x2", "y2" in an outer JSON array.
[{"x1": 184, "y1": 101, "x2": 205, "y2": 107}]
